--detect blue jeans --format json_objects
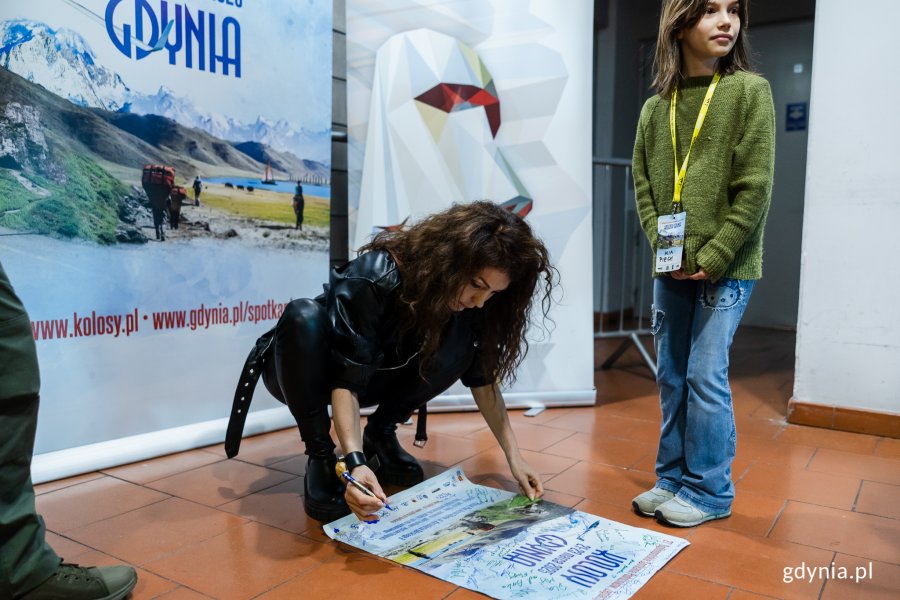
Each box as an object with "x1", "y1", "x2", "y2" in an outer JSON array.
[{"x1": 651, "y1": 276, "x2": 755, "y2": 512}]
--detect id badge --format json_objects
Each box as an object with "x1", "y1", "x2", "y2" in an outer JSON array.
[{"x1": 655, "y1": 211, "x2": 686, "y2": 273}]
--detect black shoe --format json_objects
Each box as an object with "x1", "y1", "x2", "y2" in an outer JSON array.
[
  {"x1": 363, "y1": 428, "x2": 424, "y2": 486},
  {"x1": 304, "y1": 455, "x2": 351, "y2": 522},
  {"x1": 20, "y1": 563, "x2": 137, "y2": 600}
]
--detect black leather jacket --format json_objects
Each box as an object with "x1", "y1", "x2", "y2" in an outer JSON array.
[
  {"x1": 225, "y1": 250, "x2": 490, "y2": 457},
  {"x1": 322, "y1": 250, "x2": 490, "y2": 397}
]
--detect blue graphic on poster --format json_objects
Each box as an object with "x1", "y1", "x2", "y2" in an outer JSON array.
[{"x1": 0, "y1": 0, "x2": 332, "y2": 464}]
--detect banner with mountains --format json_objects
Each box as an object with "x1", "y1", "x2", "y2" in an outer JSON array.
[
  {"x1": 1, "y1": 19, "x2": 330, "y2": 163},
  {"x1": 1, "y1": 2, "x2": 331, "y2": 245},
  {"x1": 0, "y1": 0, "x2": 333, "y2": 464}
]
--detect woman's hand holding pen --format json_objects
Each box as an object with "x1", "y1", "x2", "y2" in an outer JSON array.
[{"x1": 343, "y1": 465, "x2": 389, "y2": 523}]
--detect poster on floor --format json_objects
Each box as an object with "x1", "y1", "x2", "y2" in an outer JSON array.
[
  {"x1": 346, "y1": 0, "x2": 596, "y2": 409},
  {"x1": 0, "y1": 0, "x2": 332, "y2": 470},
  {"x1": 326, "y1": 468, "x2": 688, "y2": 599}
]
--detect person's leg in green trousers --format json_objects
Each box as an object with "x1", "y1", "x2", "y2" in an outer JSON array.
[
  {"x1": 0, "y1": 394, "x2": 62, "y2": 598},
  {"x1": 0, "y1": 262, "x2": 137, "y2": 599}
]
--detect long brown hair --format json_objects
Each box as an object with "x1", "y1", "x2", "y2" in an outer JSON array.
[
  {"x1": 652, "y1": 0, "x2": 753, "y2": 99},
  {"x1": 359, "y1": 201, "x2": 557, "y2": 385}
]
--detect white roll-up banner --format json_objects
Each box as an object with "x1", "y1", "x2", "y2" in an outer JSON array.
[
  {"x1": 0, "y1": 0, "x2": 333, "y2": 482},
  {"x1": 347, "y1": 0, "x2": 596, "y2": 410}
]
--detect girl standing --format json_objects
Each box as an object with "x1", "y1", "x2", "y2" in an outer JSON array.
[{"x1": 631, "y1": 0, "x2": 775, "y2": 526}]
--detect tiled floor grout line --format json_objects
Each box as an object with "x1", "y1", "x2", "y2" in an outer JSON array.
[
  {"x1": 817, "y1": 551, "x2": 837, "y2": 600},
  {"x1": 141, "y1": 475, "x2": 303, "y2": 511},
  {"x1": 728, "y1": 586, "x2": 783, "y2": 600},
  {"x1": 852, "y1": 491, "x2": 900, "y2": 522},
  {"x1": 208, "y1": 499, "x2": 328, "y2": 542},
  {"x1": 262, "y1": 461, "x2": 305, "y2": 476},
  {"x1": 129, "y1": 564, "x2": 186, "y2": 598},
  {"x1": 44, "y1": 528, "x2": 121, "y2": 564},
  {"x1": 765, "y1": 499, "x2": 789, "y2": 538},
  {"x1": 769, "y1": 537, "x2": 900, "y2": 568},
  {"x1": 101, "y1": 461, "x2": 225, "y2": 487},
  {"x1": 763, "y1": 494, "x2": 900, "y2": 529},
  {"x1": 871, "y1": 437, "x2": 884, "y2": 456},
  {"x1": 72, "y1": 538, "x2": 201, "y2": 598},
  {"x1": 732, "y1": 458, "x2": 755, "y2": 485},
  {"x1": 244, "y1": 553, "x2": 350, "y2": 600},
  {"x1": 34, "y1": 473, "x2": 106, "y2": 497},
  {"x1": 803, "y1": 447, "x2": 819, "y2": 470},
  {"x1": 129, "y1": 495, "x2": 253, "y2": 568},
  {"x1": 171, "y1": 582, "x2": 215, "y2": 599},
  {"x1": 134, "y1": 524, "x2": 320, "y2": 594},
  {"x1": 627, "y1": 451, "x2": 655, "y2": 471},
  {"x1": 47, "y1": 492, "x2": 174, "y2": 540},
  {"x1": 35, "y1": 474, "x2": 103, "y2": 496},
  {"x1": 545, "y1": 432, "x2": 663, "y2": 446},
  {"x1": 539, "y1": 458, "x2": 584, "y2": 487},
  {"x1": 230, "y1": 456, "x2": 299, "y2": 473},
  {"x1": 850, "y1": 479, "x2": 864, "y2": 512}
]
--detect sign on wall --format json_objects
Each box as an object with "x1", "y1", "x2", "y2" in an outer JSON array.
[{"x1": 0, "y1": 0, "x2": 332, "y2": 469}]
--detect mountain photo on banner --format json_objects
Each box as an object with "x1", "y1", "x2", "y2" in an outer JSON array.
[{"x1": 0, "y1": 1, "x2": 332, "y2": 250}]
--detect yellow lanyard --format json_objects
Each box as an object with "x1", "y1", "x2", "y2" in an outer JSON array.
[{"x1": 670, "y1": 71, "x2": 721, "y2": 208}]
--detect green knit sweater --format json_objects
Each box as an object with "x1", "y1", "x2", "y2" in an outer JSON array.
[{"x1": 633, "y1": 70, "x2": 775, "y2": 281}]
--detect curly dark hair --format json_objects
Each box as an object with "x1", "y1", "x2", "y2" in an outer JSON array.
[{"x1": 359, "y1": 201, "x2": 557, "y2": 385}]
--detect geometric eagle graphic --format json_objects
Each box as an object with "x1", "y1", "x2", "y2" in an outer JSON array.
[{"x1": 354, "y1": 28, "x2": 532, "y2": 249}]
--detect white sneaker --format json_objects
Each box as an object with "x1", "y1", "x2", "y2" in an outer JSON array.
[
  {"x1": 654, "y1": 496, "x2": 731, "y2": 527},
  {"x1": 632, "y1": 487, "x2": 676, "y2": 517}
]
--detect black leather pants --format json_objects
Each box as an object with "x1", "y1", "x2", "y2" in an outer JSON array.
[
  {"x1": 260, "y1": 299, "x2": 478, "y2": 453},
  {"x1": 261, "y1": 299, "x2": 333, "y2": 457}
]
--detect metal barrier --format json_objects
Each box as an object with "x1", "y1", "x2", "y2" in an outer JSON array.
[{"x1": 593, "y1": 157, "x2": 657, "y2": 376}]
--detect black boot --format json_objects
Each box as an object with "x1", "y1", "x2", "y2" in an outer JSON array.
[
  {"x1": 304, "y1": 455, "x2": 350, "y2": 522},
  {"x1": 297, "y1": 416, "x2": 351, "y2": 522},
  {"x1": 363, "y1": 423, "x2": 424, "y2": 486}
]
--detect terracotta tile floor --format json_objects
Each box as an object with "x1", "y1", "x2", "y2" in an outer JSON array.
[{"x1": 33, "y1": 328, "x2": 900, "y2": 599}]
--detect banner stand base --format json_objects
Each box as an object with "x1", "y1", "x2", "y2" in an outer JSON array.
[
  {"x1": 32, "y1": 389, "x2": 595, "y2": 484},
  {"x1": 31, "y1": 406, "x2": 296, "y2": 485}
]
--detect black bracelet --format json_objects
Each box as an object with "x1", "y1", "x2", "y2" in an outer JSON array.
[{"x1": 343, "y1": 451, "x2": 367, "y2": 472}]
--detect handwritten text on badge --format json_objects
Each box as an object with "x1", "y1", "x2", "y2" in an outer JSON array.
[{"x1": 656, "y1": 212, "x2": 686, "y2": 273}]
